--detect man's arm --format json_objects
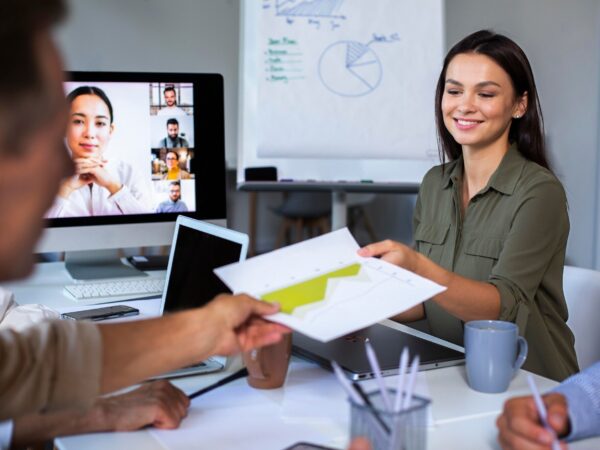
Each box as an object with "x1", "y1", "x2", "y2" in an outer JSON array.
[
  {"x1": 11, "y1": 381, "x2": 189, "y2": 448},
  {"x1": 0, "y1": 294, "x2": 288, "y2": 419},
  {"x1": 99, "y1": 294, "x2": 287, "y2": 393}
]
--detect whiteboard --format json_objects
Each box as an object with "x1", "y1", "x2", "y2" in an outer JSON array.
[{"x1": 239, "y1": 0, "x2": 444, "y2": 183}]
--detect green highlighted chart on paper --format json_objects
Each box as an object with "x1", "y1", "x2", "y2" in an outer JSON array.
[
  {"x1": 261, "y1": 263, "x2": 361, "y2": 314},
  {"x1": 214, "y1": 228, "x2": 446, "y2": 342}
]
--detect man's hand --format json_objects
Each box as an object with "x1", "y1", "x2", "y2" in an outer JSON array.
[
  {"x1": 357, "y1": 239, "x2": 421, "y2": 273},
  {"x1": 203, "y1": 294, "x2": 291, "y2": 356},
  {"x1": 96, "y1": 380, "x2": 190, "y2": 431},
  {"x1": 497, "y1": 393, "x2": 570, "y2": 449},
  {"x1": 11, "y1": 381, "x2": 190, "y2": 447}
]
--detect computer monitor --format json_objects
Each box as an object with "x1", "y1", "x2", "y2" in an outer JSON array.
[{"x1": 36, "y1": 72, "x2": 227, "y2": 280}]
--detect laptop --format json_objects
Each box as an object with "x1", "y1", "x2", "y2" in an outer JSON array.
[
  {"x1": 152, "y1": 216, "x2": 248, "y2": 379},
  {"x1": 293, "y1": 323, "x2": 464, "y2": 381}
]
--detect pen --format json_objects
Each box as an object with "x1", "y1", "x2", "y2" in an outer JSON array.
[
  {"x1": 188, "y1": 367, "x2": 248, "y2": 400},
  {"x1": 402, "y1": 355, "x2": 420, "y2": 410},
  {"x1": 365, "y1": 339, "x2": 392, "y2": 411},
  {"x1": 393, "y1": 347, "x2": 409, "y2": 412},
  {"x1": 353, "y1": 382, "x2": 391, "y2": 435},
  {"x1": 331, "y1": 361, "x2": 364, "y2": 406},
  {"x1": 526, "y1": 374, "x2": 561, "y2": 450}
]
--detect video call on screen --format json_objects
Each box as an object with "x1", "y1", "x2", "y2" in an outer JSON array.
[
  {"x1": 45, "y1": 81, "x2": 198, "y2": 219},
  {"x1": 164, "y1": 226, "x2": 242, "y2": 312}
]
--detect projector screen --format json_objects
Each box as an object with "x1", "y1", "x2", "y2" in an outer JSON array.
[{"x1": 239, "y1": 0, "x2": 445, "y2": 184}]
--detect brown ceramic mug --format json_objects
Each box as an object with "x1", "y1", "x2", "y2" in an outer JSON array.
[{"x1": 242, "y1": 334, "x2": 292, "y2": 389}]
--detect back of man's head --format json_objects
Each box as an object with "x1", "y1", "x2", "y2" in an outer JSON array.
[{"x1": 0, "y1": 0, "x2": 66, "y2": 153}]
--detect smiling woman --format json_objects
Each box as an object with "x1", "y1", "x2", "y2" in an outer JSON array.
[
  {"x1": 358, "y1": 30, "x2": 577, "y2": 381},
  {"x1": 45, "y1": 86, "x2": 153, "y2": 218}
]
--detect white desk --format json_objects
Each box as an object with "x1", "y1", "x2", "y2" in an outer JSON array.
[
  {"x1": 4, "y1": 261, "x2": 165, "y2": 317},
  {"x1": 8, "y1": 262, "x2": 600, "y2": 449}
]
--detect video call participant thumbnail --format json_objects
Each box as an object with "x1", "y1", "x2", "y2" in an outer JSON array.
[
  {"x1": 157, "y1": 86, "x2": 187, "y2": 116},
  {"x1": 156, "y1": 181, "x2": 188, "y2": 213},
  {"x1": 163, "y1": 150, "x2": 191, "y2": 180},
  {"x1": 159, "y1": 118, "x2": 189, "y2": 149}
]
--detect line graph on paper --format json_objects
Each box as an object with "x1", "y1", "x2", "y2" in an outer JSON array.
[
  {"x1": 260, "y1": 259, "x2": 419, "y2": 323},
  {"x1": 215, "y1": 228, "x2": 446, "y2": 341},
  {"x1": 318, "y1": 40, "x2": 382, "y2": 97},
  {"x1": 275, "y1": 0, "x2": 346, "y2": 19}
]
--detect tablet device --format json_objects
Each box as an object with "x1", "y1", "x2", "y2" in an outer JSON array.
[{"x1": 152, "y1": 216, "x2": 248, "y2": 379}]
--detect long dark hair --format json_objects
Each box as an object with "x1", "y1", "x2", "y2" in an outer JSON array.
[
  {"x1": 66, "y1": 86, "x2": 114, "y2": 124},
  {"x1": 435, "y1": 30, "x2": 550, "y2": 170}
]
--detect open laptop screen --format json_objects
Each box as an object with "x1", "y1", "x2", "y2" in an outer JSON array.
[{"x1": 163, "y1": 224, "x2": 243, "y2": 312}]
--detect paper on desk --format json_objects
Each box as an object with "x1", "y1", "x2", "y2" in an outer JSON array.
[{"x1": 215, "y1": 228, "x2": 446, "y2": 342}]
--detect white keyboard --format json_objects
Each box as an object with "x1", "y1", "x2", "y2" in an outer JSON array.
[{"x1": 64, "y1": 278, "x2": 165, "y2": 304}]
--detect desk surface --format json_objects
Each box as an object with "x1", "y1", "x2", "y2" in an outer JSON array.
[
  {"x1": 4, "y1": 261, "x2": 165, "y2": 317},
  {"x1": 53, "y1": 359, "x2": 569, "y2": 450},
  {"x1": 8, "y1": 262, "x2": 600, "y2": 449}
]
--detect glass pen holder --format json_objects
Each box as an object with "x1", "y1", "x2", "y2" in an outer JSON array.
[{"x1": 349, "y1": 389, "x2": 430, "y2": 450}]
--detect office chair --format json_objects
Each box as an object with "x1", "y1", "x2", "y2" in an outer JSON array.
[
  {"x1": 271, "y1": 192, "x2": 331, "y2": 247},
  {"x1": 563, "y1": 265, "x2": 600, "y2": 370},
  {"x1": 346, "y1": 193, "x2": 377, "y2": 244}
]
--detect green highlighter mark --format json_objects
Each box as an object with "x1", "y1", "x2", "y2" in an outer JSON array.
[{"x1": 261, "y1": 263, "x2": 361, "y2": 314}]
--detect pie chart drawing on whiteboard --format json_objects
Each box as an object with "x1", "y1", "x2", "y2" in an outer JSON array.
[{"x1": 318, "y1": 40, "x2": 382, "y2": 97}]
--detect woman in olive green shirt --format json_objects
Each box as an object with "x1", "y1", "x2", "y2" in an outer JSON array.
[{"x1": 359, "y1": 30, "x2": 578, "y2": 381}]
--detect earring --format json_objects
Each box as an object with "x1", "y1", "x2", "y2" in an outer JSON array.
[{"x1": 513, "y1": 114, "x2": 521, "y2": 119}]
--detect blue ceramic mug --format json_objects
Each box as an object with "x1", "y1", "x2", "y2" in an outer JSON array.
[{"x1": 464, "y1": 320, "x2": 528, "y2": 393}]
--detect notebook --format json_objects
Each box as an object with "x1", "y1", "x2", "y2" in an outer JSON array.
[
  {"x1": 293, "y1": 323, "x2": 464, "y2": 381},
  {"x1": 152, "y1": 216, "x2": 248, "y2": 379}
]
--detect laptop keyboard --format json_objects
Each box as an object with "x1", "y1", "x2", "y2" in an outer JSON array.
[{"x1": 64, "y1": 278, "x2": 165, "y2": 304}]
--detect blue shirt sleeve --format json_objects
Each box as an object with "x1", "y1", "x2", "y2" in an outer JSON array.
[
  {"x1": 552, "y1": 361, "x2": 600, "y2": 441},
  {"x1": 0, "y1": 420, "x2": 13, "y2": 450}
]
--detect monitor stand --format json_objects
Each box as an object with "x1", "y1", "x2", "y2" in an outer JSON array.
[{"x1": 65, "y1": 250, "x2": 147, "y2": 280}]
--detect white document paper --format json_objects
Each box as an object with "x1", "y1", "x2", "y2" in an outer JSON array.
[{"x1": 215, "y1": 228, "x2": 445, "y2": 342}]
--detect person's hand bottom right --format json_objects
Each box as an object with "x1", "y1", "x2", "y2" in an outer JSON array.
[{"x1": 496, "y1": 393, "x2": 570, "y2": 449}]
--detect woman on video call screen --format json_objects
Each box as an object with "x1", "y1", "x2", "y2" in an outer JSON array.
[{"x1": 45, "y1": 81, "x2": 196, "y2": 218}]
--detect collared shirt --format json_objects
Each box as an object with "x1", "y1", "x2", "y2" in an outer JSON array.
[
  {"x1": 553, "y1": 361, "x2": 600, "y2": 441},
  {"x1": 0, "y1": 421, "x2": 12, "y2": 450},
  {"x1": 45, "y1": 159, "x2": 153, "y2": 218},
  {"x1": 159, "y1": 136, "x2": 190, "y2": 148},
  {"x1": 414, "y1": 144, "x2": 578, "y2": 381},
  {"x1": 156, "y1": 199, "x2": 189, "y2": 213}
]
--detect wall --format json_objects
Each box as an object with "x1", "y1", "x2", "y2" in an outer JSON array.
[
  {"x1": 445, "y1": 0, "x2": 600, "y2": 268},
  {"x1": 56, "y1": 0, "x2": 600, "y2": 266}
]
